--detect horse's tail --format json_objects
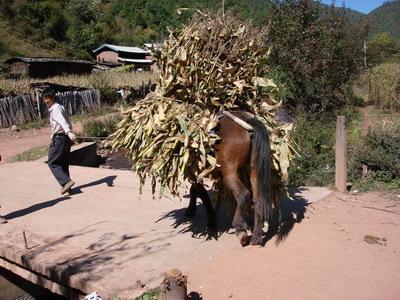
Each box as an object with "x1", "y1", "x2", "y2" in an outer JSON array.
[{"x1": 247, "y1": 117, "x2": 272, "y2": 222}]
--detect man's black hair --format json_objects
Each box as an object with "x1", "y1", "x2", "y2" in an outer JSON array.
[{"x1": 42, "y1": 87, "x2": 56, "y2": 99}]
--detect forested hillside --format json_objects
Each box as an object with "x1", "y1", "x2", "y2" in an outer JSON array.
[
  {"x1": 0, "y1": 0, "x2": 398, "y2": 68},
  {"x1": 365, "y1": 0, "x2": 400, "y2": 41},
  {"x1": 0, "y1": 0, "x2": 272, "y2": 63}
]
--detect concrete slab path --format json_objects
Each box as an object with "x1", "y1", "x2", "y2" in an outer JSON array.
[{"x1": 0, "y1": 161, "x2": 333, "y2": 299}]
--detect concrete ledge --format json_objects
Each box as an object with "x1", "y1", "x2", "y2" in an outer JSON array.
[
  {"x1": 0, "y1": 224, "x2": 113, "y2": 299},
  {"x1": 0, "y1": 259, "x2": 82, "y2": 300},
  {"x1": 69, "y1": 142, "x2": 98, "y2": 167},
  {"x1": 36, "y1": 142, "x2": 99, "y2": 167}
]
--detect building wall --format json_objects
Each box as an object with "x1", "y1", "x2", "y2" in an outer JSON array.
[
  {"x1": 9, "y1": 62, "x2": 29, "y2": 76},
  {"x1": 97, "y1": 51, "x2": 119, "y2": 64},
  {"x1": 146, "y1": 56, "x2": 158, "y2": 73},
  {"x1": 29, "y1": 62, "x2": 93, "y2": 78}
]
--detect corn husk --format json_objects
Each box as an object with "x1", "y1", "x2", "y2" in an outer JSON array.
[{"x1": 113, "y1": 12, "x2": 297, "y2": 203}]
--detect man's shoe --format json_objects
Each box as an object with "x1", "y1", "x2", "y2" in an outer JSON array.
[
  {"x1": 0, "y1": 216, "x2": 7, "y2": 224},
  {"x1": 61, "y1": 180, "x2": 75, "y2": 195}
]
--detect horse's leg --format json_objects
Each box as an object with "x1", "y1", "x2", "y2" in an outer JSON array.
[
  {"x1": 250, "y1": 167, "x2": 264, "y2": 245},
  {"x1": 215, "y1": 113, "x2": 252, "y2": 245},
  {"x1": 185, "y1": 184, "x2": 198, "y2": 218},
  {"x1": 192, "y1": 183, "x2": 217, "y2": 232},
  {"x1": 223, "y1": 173, "x2": 251, "y2": 246}
]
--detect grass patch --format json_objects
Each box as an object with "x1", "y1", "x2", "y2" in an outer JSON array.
[
  {"x1": 352, "y1": 173, "x2": 400, "y2": 193},
  {"x1": 137, "y1": 288, "x2": 160, "y2": 300},
  {"x1": 11, "y1": 145, "x2": 48, "y2": 162},
  {"x1": 353, "y1": 71, "x2": 370, "y2": 103},
  {"x1": 70, "y1": 105, "x2": 118, "y2": 123},
  {"x1": 80, "y1": 115, "x2": 122, "y2": 139},
  {"x1": 19, "y1": 119, "x2": 49, "y2": 130}
]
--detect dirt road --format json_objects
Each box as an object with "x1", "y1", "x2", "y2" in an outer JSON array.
[
  {"x1": 187, "y1": 192, "x2": 400, "y2": 300},
  {"x1": 0, "y1": 127, "x2": 50, "y2": 162},
  {"x1": 1, "y1": 115, "x2": 399, "y2": 300},
  {"x1": 0, "y1": 123, "x2": 83, "y2": 163}
]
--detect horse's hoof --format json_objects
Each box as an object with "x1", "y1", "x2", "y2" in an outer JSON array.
[
  {"x1": 250, "y1": 235, "x2": 263, "y2": 246},
  {"x1": 237, "y1": 231, "x2": 250, "y2": 247},
  {"x1": 206, "y1": 222, "x2": 218, "y2": 240},
  {"x1": 207, "y1": 229, "x2": 218, "y2": 240}
]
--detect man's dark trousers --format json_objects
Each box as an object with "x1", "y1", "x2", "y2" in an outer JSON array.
[{"x1": 48, "y1": 134, "x2": 71, "y2": 186}]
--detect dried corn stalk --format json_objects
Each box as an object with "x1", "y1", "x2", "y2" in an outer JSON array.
[{"x1": 113, "y1": 12, "x2": 297, "y2": 202}]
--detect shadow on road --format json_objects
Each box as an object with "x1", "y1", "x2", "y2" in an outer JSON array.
[
  {"x1": 69, "y1": 175, "x2": 117, "y2": 195},
  {"x1": 3, "y1": 176, "x2": 117, "y2": 220},
  {"x1": 156, "y1": 200, "x2": 233, "y2": 240},
  {"x1": 158, "y1": 186, "x2": 309, "y2": 246},
  {"x1": 264, "y1": 186, "x2": 309, "y2": 246},
  {"x1": 4, "y1": 196, "x2": 71, "y2": 220}
]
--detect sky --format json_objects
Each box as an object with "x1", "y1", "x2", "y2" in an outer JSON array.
[{"x1": 320, "y1": 0, "x2": 387, "y2": 14}]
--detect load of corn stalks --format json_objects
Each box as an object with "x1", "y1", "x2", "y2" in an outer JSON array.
[{"x1": 112, "y1": 11, "x2": 297, "y2": 203}]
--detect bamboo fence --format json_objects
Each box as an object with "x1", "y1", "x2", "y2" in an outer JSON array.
[
  {"x1": 0, "y1": 92, "x2": 38, "y2": 128},
  {"x1": 0, "y1": 89, "x2": 101, "y2": 128}
]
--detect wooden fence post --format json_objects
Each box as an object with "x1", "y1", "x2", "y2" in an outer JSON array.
[
  {"x1": 35, "y1": 90, "x2": 41, "y2": 119},
  {"x1": 335, "y1": 116, "x2": 347, "y2": 193}
]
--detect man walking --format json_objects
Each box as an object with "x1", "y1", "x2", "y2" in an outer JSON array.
[{"x1": 43, "y1": 88, "x2": 76, "y2": 194}]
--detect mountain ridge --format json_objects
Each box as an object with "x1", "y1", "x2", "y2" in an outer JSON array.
[{"x1": 364, "y1": 0, "x2": 400, "y2": 40}]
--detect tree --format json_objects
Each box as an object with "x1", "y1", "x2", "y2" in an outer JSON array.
[
  {"x1": 11, "y1": 0, "x2": 68, "y2": 41},
  {"x1": 268, "y1": 0, "x2": 365, "y2": 112},
  {"x1": 367, "y1": 32, "x2": 399, "y2": 65},
  {"x1": 66, "y1": 0, "x2": 108, "y2": 58}
]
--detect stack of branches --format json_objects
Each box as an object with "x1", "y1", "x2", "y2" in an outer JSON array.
[{"x1": 113, "y1": 11, "x2": 297, "y2": 203}]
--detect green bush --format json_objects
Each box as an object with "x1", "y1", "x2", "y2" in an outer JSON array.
[
  {"x1": 82, "y1": 115, "x2": 122, "y2": 138},
  {"x1": 267, "y1": 67, "x2": 295, "y2": 105},
  {"x1": 367, "y1": 33, "x2": 399, "y2": 66},
  {"x1": 288, "y1": 112, "x2": 336, "y2": 186},
  {"x1": 289, "y1": 107, "x2": 361, "y2": 187},
  {"x1": 349, "y1": 121, "x2": 400, "y2": 191}
]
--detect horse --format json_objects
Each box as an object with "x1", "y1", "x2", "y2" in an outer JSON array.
[{"x1": 185, "y1": 111, "x2": 272, "y2": 246}]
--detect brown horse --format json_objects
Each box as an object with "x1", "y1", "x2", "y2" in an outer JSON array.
[{"x1": 185, "y1": 112, "x2": 272, "y2": 246}]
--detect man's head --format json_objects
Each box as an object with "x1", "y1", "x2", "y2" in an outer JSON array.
[{"x1": 42, "y1": 88, "x2": 56, "y2": 108}]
